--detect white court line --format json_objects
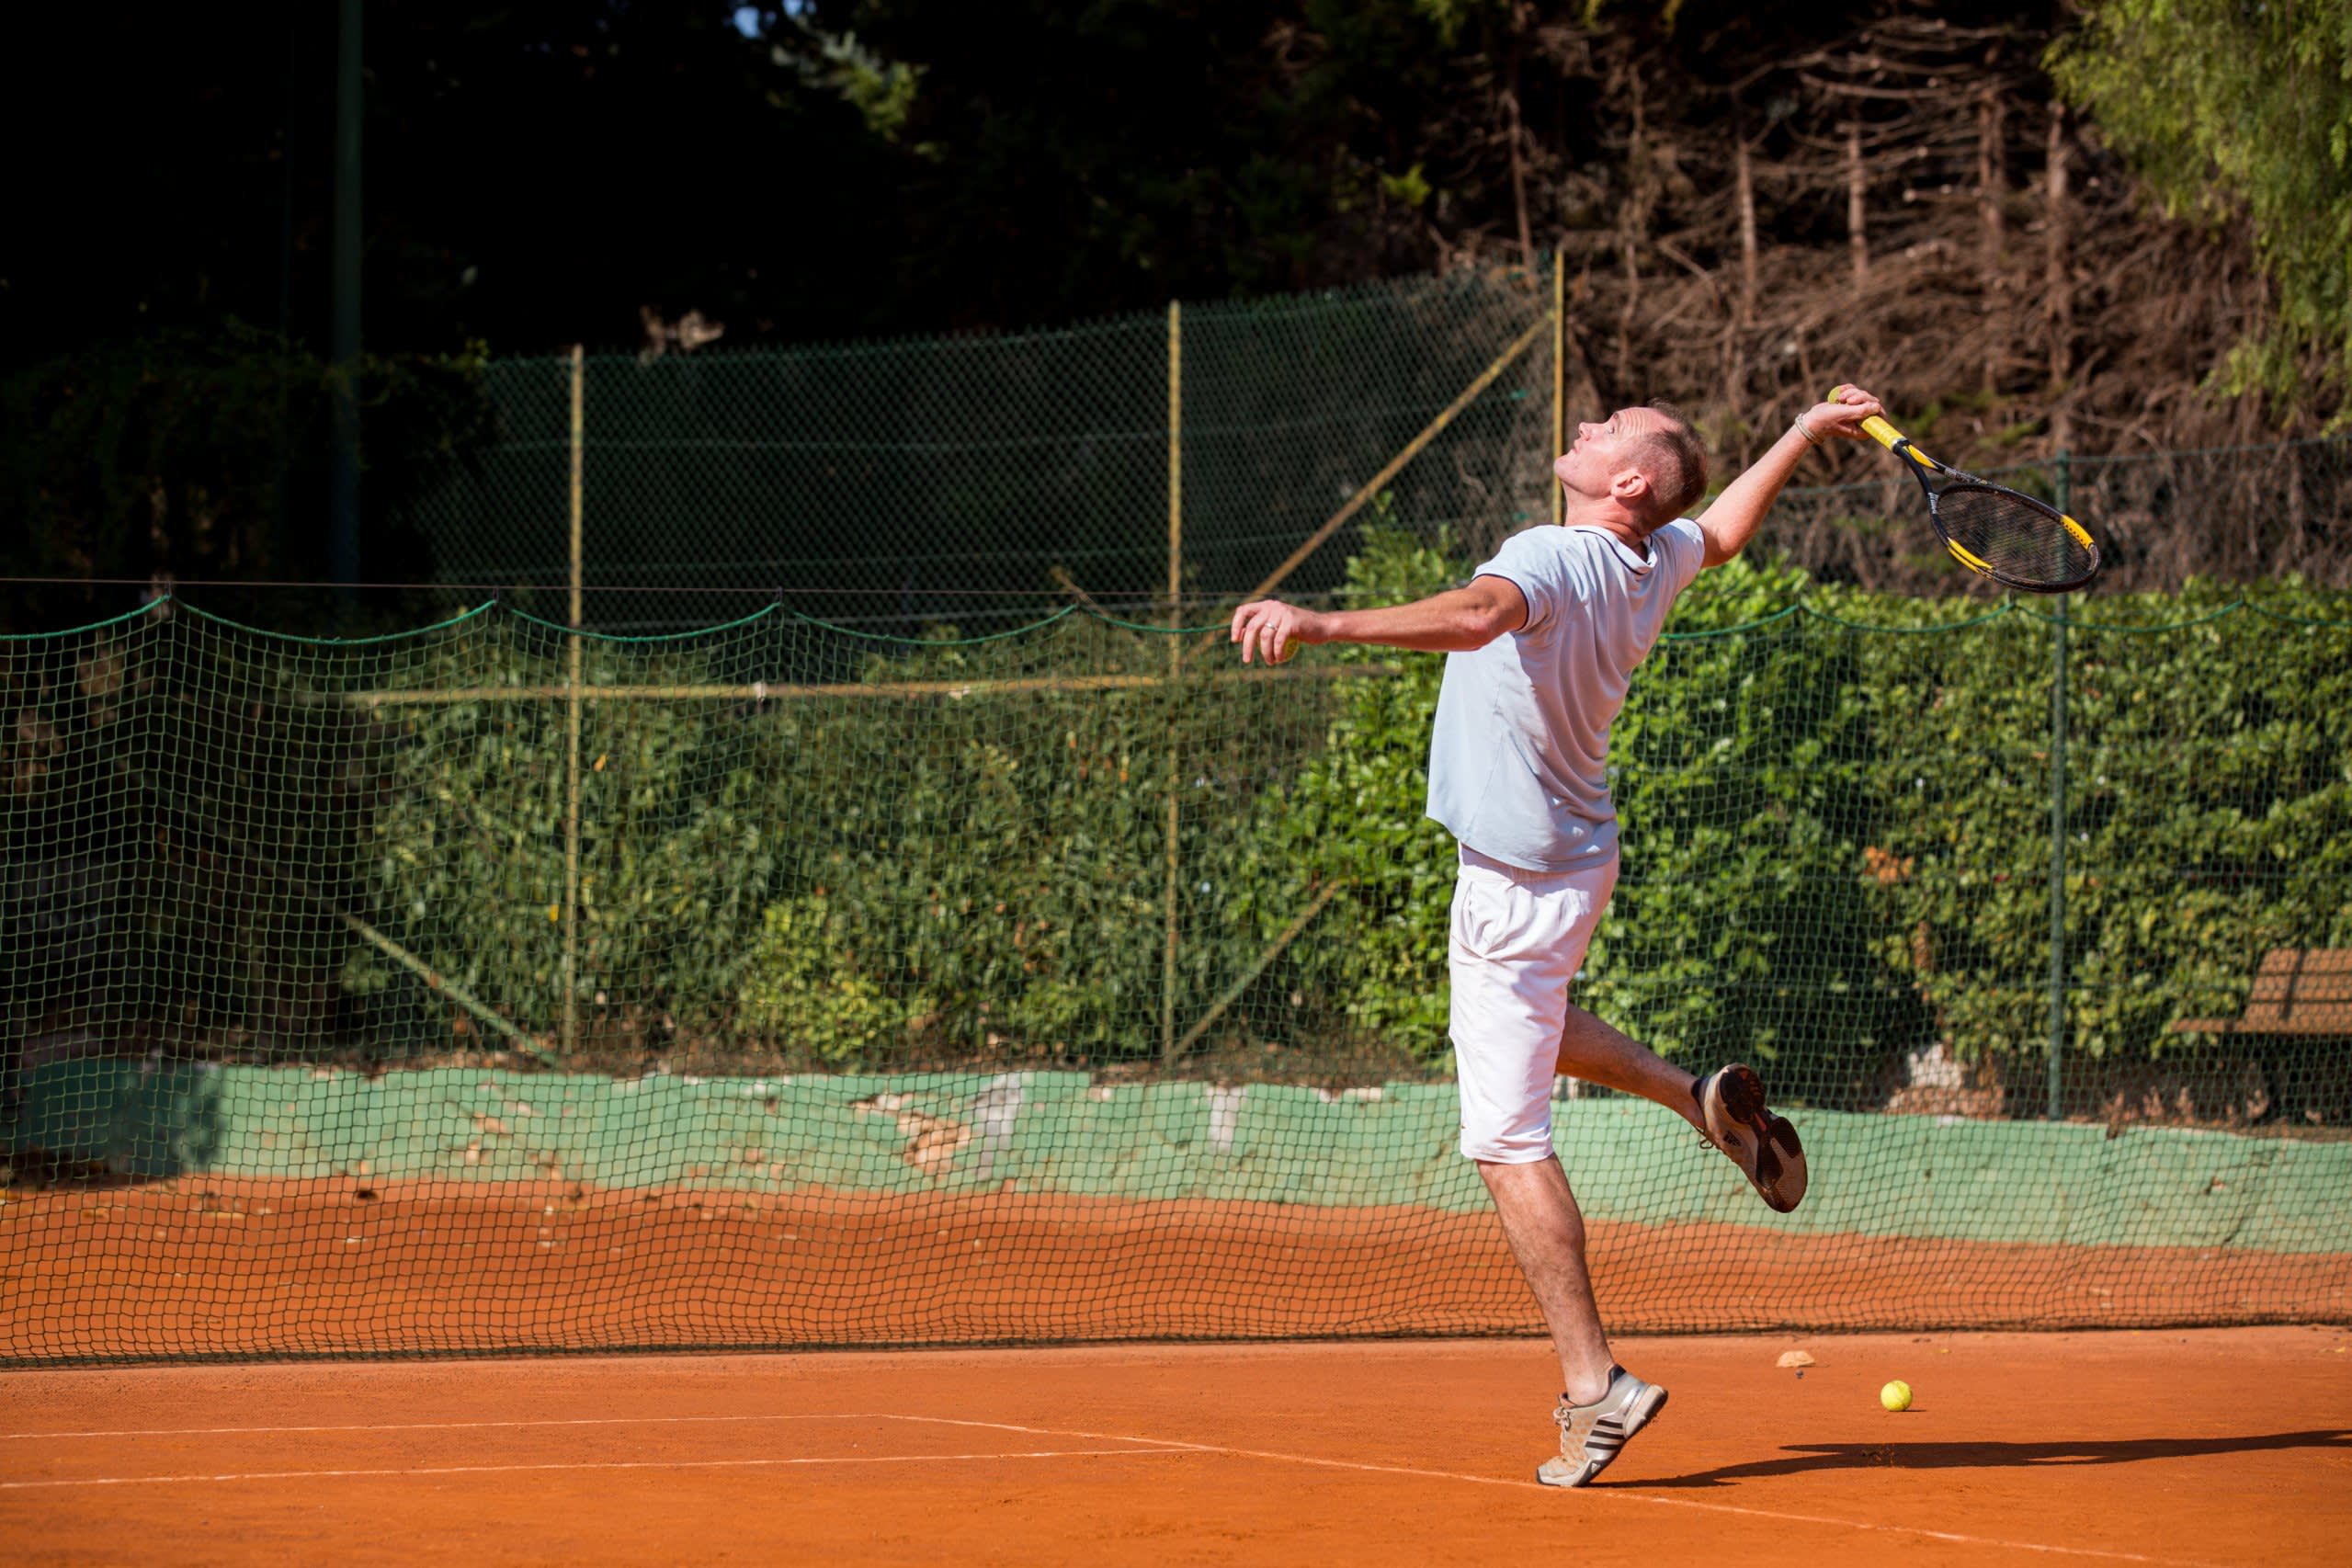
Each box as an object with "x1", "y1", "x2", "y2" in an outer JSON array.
[
  {"x1": 1, "y1": 1409, "x2": 2233, "y2": 1567},
  {"x1": 2, "y1": 1413, "x2": 915, "y2": 1442},
  {"x1": 0, "y1": 1447, "x2": 1187, "y2": 1492},
  {"x1": 873, "y1": 1414, "x2": 2234, "y2": 1568}
]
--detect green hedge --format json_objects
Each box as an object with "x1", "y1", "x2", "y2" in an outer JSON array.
[
  {"x1": 1264, "y1": 544, "x2": 2351, "y2": 1110},
  {"x1": 348, "y1": 609, "x2": 1337, "y2": 1066},
  {"x1": 4, "y1": 551, "x2": 2346, "y2": 1118}
]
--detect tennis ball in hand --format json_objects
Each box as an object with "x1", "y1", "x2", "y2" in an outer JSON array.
[{"x1": 1880, "y1": 1380, "x2": 1914, "y2": 1413}]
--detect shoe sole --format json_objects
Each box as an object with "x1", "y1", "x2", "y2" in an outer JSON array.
[
  {"x1": 1536, "y1": 1383, "x2": 1669, "y2": 1487},
  {"x1": 1707, "y1": 1064, "x2": 1808, "y2": 1213}
]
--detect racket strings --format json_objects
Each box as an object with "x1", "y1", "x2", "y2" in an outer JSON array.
[{"x1": 1934, "y1": 484, "x2": 2096, "y2": 589}]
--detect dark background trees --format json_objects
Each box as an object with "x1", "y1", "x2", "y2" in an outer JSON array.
[{"x1": 2, "y1": 1, "x2": 2343, "y2": 602}]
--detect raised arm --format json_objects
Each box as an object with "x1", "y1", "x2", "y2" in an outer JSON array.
[
  {"x1": 1697, "y1": 386, "x2": 1885, "y2": 568},
  {"x1": 1230, "y1": 574, "x2": 1528, "y2": 665}
]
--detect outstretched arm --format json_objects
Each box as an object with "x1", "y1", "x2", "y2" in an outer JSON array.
[
  {"x1": 1698, "y1": 385, "x2": 1885, "y2": 568},
  {"x1": 1230, "y1": 574, "x2": 1528, "y2": 665}
]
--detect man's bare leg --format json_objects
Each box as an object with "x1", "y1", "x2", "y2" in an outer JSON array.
[
  {"x1": 1479, "y1": 1155, "x2": 1616, "y2": 1404},
  {"x1": 1481, "y1": 1009, "x2": 1720, "y2": 1403},
  {"x1": 1557, "y1": 1004, "x2": 1706, "y2": 1133},
  {"x1": 1558, "y1": 1003, "x2": 1812, "y2": 1213}
]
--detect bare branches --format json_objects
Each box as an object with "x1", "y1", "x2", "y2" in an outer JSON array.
[{"x1": 1259, "y1": 0, "x2": 2335, "y2": 502}]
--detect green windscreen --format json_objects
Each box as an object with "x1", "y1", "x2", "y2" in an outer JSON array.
[{"x1": 2, "y1": 580, "x2": 2347, "y2": 1363}]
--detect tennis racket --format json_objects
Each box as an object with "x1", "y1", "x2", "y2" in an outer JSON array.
[{"x1": 1832, "y1": 387, "x2": 2100, "y2": 593}]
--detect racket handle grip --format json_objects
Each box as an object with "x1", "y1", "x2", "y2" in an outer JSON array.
[
  {"x1": 1824, "y1": 387, "x2": 1932, "y2": 466},
  {"x1": 1822, "y1": 386, "x2": 1907, "y2": 452},
  {"x1": 1858, "y1": 415, "x2": 1906, "y2": 451}
]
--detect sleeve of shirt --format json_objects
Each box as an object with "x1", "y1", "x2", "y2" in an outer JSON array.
[
  {"x1": 1471, "y1": 527, "x2": 1577, "y2": 639},
  {"x1": 1655, "y1": 517, "x2": 1708, "y2": 597}
]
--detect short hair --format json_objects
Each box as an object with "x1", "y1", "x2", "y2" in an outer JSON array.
[{"x1": 1630, "y1": 403, "x2": 1709, "y2": 528}]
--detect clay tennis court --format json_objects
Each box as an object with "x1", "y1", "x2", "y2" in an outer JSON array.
[
  {"x1": 5, "y1": 1181, "x2": 2348, "y2": 1562},
  {"x1": 4, "y1": 1328, "x2": 2347, "y2": 1565}
]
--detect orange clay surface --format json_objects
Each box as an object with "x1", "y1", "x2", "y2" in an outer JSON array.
[
  {"x1": 6, "y1": 1181, "x2": 2347, "y2": 1361},
  {"x1": 3, "y1": 1328, "x2": 2349, "y2": 1565}
]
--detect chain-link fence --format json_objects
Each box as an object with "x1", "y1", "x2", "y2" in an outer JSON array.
[
  {"x1": 6, "y1": 583, "x2": 2348, "y2": 1358},
  {"x1": 1768, "y1": 437, "x2": 2352, "y2": 596},
  {"x1": 11, "y1": 271, "x2": 2352, "y2": 1362},
  {"x1": 403, "y1": 266, "x2": 2352, "y2": 632},
  {"x1": 410, "y1": 271, "x2": 1555, "y2": 632}
]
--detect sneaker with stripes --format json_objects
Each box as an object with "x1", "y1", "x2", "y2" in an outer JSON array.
[{"x1": 1537, "y1": 1364, "x2": 1668, "y2": 1487}]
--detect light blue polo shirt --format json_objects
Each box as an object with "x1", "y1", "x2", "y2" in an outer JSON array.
[{"x1": 1425, "y1": 518, "x2": 1707, "y2": 870}]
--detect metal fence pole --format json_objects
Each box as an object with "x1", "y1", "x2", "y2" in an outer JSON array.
[
  {"x1": 563, "y1": 346, "x2": 585, "y2": 1058},
  {"x1": 2046, "y1": 449, "x2": 2071, "y2": 1120},
  {"x1": 327, "y1": 0, "x2": 364, "y2": 588},
  {"x1": 1161, "y1": 301, "x2": 1183, "y2": 1062}
]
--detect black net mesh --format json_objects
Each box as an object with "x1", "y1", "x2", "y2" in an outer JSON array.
[
  {"x1": 3, "y1": 577, "x2": 2347, "y2": 1364},
  {"x1": 405, "y1": 273, "x2": 1552, "y2": 634},
  {"x1": 389, "y1": 303, "x2": 2352, "y2": 634}
]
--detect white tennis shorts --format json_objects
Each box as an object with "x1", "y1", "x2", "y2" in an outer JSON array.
[{"x1": 1449, "y1": 842, "x2": 1619, "y2": 1164}]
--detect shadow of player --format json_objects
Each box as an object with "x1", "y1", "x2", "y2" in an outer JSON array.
[{"x1": 1627, "y1": 1429, "x2": 2352, "y2": 1488}]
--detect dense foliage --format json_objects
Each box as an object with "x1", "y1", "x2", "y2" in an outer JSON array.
[
  {"x1": 347, "y1": 611, "x2": 1335, "y2": 1067},
  {"x1": 2049, "y1": 0, "x2": 2352, "y2": 420},
  {"x1": 0, "y1": 332, "x2": 494, "y2": 630},
  {"x1": 6, "y1": 546, "x2": 2344, "y2": 1124}
]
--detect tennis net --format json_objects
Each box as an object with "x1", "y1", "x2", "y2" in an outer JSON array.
[{"x1": 3, "y1": 575, "x2": 2347, "y2": 1362}]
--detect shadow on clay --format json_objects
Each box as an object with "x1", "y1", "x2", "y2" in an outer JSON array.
[{"x1": 1622, "y1": 1429, "x2": 2352, "y2": 1489}]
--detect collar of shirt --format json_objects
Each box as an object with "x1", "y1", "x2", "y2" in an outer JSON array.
[{"x1": 1562, "y1": 523, "x2": 1657, "y2": 570}]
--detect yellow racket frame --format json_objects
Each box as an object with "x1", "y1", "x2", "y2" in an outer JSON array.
[{"x1": 1827, "y1": 387, "x2": 2097, "y2": 580}]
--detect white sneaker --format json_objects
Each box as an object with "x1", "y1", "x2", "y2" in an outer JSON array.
[{"x1": 1537, "y1": 1365, "x2": 1669, "y2": 1487}]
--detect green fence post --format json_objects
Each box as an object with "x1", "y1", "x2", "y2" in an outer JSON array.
[
  {"x1": 563, "y1": 346, "x2": 585, "y2": 1061},
  {"x1": 1161, "y1": 301, "x2": 1183, "y2": 1062},
  {"x1": 2046, "y1": 449, "x2": 2071, "y2": 1121}
]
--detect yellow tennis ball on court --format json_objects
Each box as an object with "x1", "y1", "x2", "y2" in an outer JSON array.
[{"x1": 1880, "y1": 1380, "x2": 1914, "y2": 1413}]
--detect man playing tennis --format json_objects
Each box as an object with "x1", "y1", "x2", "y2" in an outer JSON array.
[{"x1": 1230, "y1": 385, "x2": 1885, "y2": 1485}]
